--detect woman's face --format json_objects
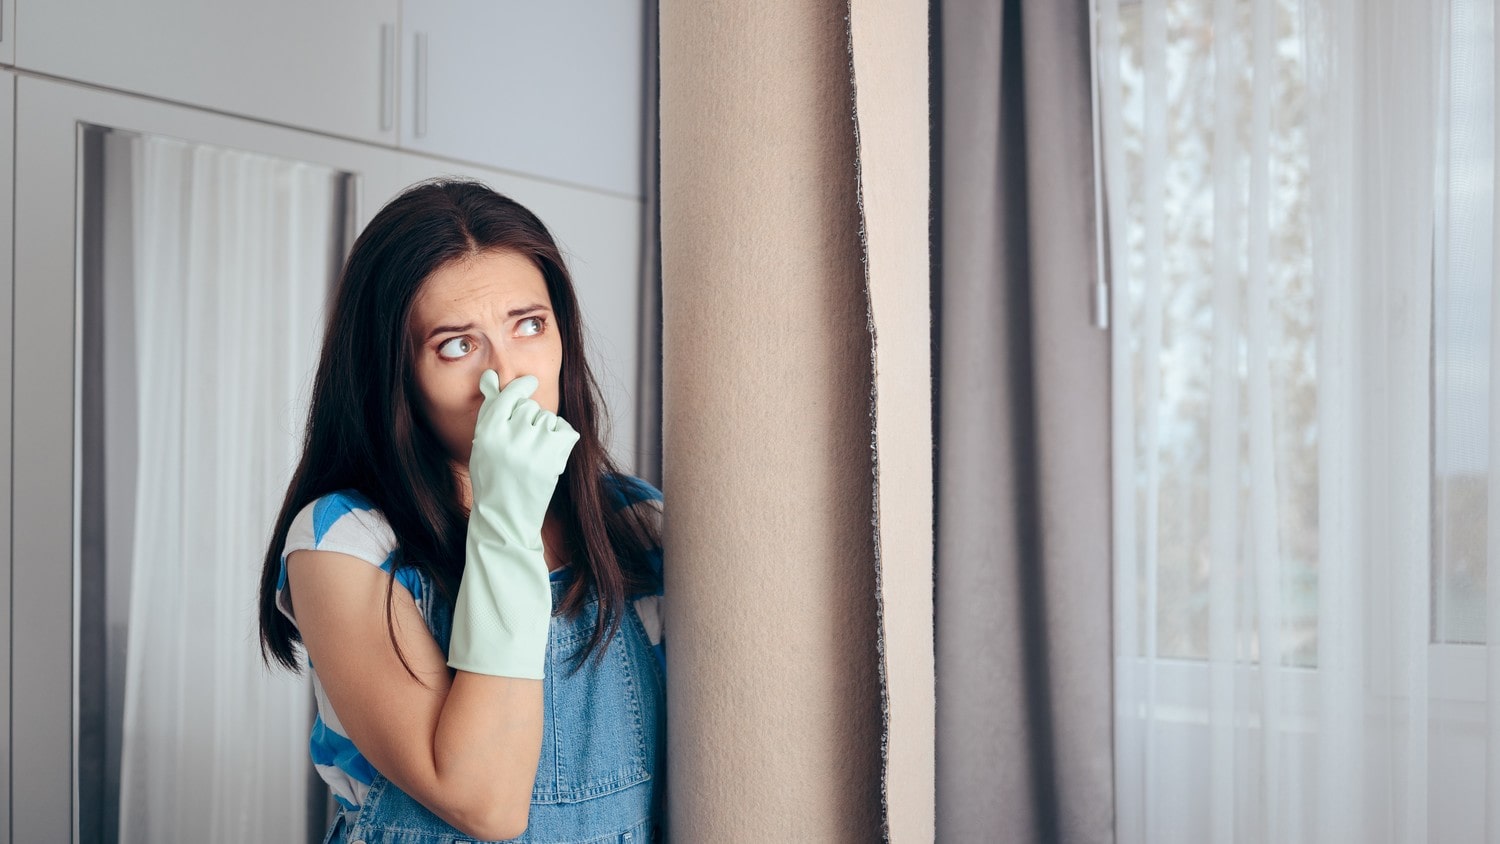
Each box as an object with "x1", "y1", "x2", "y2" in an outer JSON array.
[{"x1": 408, "y1": 249, "x2": 564, "y2": 466}]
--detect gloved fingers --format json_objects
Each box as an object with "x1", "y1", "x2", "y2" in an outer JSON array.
[
  {"x1": 475, "y1": 370, "x2": 502, "y2": 430},
  {"x1": 512, "y1": 397, "x2": 545, "y2": 427},
  {"x1": 553, "y1": 418, "x2": 581, "y2": 452},
  {"x1": 491, "y1": 374, "x2": 540, "y2": 421},
  {"x1": 479, "y1": 369, "x2": 501, "y2": 401},
  {"x1": 548, "y1": 411, "x2": 576, "y2": 435}
]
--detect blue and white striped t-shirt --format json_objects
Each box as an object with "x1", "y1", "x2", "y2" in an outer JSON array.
[{"x1": 275, "y1": 476, "x2": 665, "y2": 813}]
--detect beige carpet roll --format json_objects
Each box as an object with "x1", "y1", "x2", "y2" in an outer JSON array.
[
  {"x1": 660, "y1": 1, "x2": 884, "y2": 840},
  {"x1": 849, "y1": 0, "x2": 936, "y2": 840}
]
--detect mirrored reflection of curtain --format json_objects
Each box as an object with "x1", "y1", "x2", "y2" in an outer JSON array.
[
  {"x1": 1100, "y1": 0, "x2": 1496, "y2": 841},
  {"x1": 115, "y1": 135, "x2": 343, "y2": 844},
  {"x1": 636, "y1": 0, "x2": 663, "y2": 487}
]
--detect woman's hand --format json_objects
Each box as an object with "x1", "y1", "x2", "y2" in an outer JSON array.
[
  {"x1": 447, "y1": 370, "x2": 579, "y2": 681},
  {"x1": 466, "y1": 370, "x2": 580, "y2": 549}
]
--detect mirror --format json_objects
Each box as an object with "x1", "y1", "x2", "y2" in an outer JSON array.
[{"x1": 76, "y1": 125, "x2": 354, "y2": 844}]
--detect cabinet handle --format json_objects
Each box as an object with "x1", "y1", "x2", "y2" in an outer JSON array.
[
  {"x1": 415, "y1": 31, "x2": 429, "y2": 139},
  {"x1": 380, "y1": 23, "x2": 395, "y2": 132}
]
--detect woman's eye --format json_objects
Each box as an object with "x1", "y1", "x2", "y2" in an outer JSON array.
[
  {"x1": 518, "y1": 316, "x2": 545, "y2": 337},
  {"x1": 437, "y1": 337, "x2": 474, "y2": 360}
]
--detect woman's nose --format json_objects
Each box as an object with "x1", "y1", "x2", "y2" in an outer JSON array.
[{"x1": 486, "y1": 350, "x2": 520, "y2": 388}]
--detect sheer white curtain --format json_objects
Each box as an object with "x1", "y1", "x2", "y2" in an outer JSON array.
[
  {"x1": 1099, "y1": 0, "x2": 1498, "y2": 841},
  {"x1": 116, "y1": 135, "x2": 341, "y2": 843}
]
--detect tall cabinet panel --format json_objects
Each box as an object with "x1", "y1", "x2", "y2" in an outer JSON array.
[
  {"x1": 400, "y1": 0, "x2": 645, "y2": 196},
  {"x1": 13, "y1": 73, "x2": 76, "y2": 844},
  {"x1": 12, "y1": 75, "x2": 412, "y2": 843},
  {"x1": 16, "y1": 0, "x2": 399, "y2": 144},
  {"x1": 0, "y1": 69, "x2": 13, "y2": 844}
]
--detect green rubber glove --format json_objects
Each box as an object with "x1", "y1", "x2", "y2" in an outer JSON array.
[{"x1": 447, "y1": 370, "x2": 580, "y2": 679}]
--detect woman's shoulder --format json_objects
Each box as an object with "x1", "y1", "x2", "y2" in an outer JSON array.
[
  {"x1": 276, "y1": 489, "x2": 414, "y2": 626},
  {"x1": 283, "y1": 488, "x2": 398, "y2": 569},
  {"x1": 603, "y1": 474, "x2": 664, "y2": 598},
  {"x1": 602, "y1": 473, "x2": 663, "y2": 510},
  {"x1": 603, "y1": 474, "x2": 663, "y2": 550}
]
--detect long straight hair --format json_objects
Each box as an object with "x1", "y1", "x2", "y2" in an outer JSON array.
[{"x1": 258, "y1": 180, "x2": 660, "y2": 675}]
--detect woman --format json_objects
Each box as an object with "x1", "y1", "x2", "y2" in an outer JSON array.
[{"x1": 257, "y1": 180, "x2": 666, "y2": 843}]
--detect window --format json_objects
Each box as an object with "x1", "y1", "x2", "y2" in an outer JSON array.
[
  {"x1": 1108, "y1": 0, "x2": 1319, "y2": 667},
  {"x1": 1434, "y1": 0, "x2": 1493, "y2": 646}
]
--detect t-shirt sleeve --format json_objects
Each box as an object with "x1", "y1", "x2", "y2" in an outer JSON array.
[
  {"x1": 609, "y1": 474, "x2": 667, "y2": 677},
  {"x1": 276, "y1": 491, "x2": 403, "y2": 624}
]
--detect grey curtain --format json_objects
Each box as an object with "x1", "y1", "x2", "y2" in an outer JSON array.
[
  {"x1": 636, "y1": 0, "x2": 663, "y2": 487},
  {"x1": 933, "y1": 0, "x2": 1114, "y2": 842}
]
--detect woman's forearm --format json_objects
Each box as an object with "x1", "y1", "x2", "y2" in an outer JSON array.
[{"x1": 428, "y1": 671, "x2": 546, "y2": 839}]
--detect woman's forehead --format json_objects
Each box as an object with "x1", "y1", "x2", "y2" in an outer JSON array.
[{"x1": 412, "y1": 251, "x2": 552, "y2": 322}]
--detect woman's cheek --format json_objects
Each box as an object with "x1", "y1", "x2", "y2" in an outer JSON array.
[{"x1": 439, "y1": 376, "x2": 481, "y2": 446}]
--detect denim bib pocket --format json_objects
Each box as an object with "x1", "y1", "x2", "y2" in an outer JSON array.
[{"x1": 532, "y1": 595, "x2": 655, "y2": 805}]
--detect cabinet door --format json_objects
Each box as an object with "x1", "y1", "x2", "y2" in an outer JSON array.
[
  {"x1": 401, "y1": 0, "x2": 644, "y2": 197},
  {"x1": 16, "y1": 0, "x2": 399, "y2": 144}
]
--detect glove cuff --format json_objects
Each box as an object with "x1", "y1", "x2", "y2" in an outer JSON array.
[{"x1": 445, "y1": 540, "x2": 552, "y2": 679}]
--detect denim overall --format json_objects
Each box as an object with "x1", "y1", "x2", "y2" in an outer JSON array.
[{"x1": 324, "y1": 571, "x2": 666, "y2": 844}]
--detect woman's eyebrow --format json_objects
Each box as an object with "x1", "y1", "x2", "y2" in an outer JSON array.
[
  {"x1": 424, "y1": 322, "x2": 475, "y2": 341},
  {"x1": 506, "y1": 303, "x2": 550, "y2": 318},
  {"x1": 422, "y1": 305, "x2": 551, "y2": 341}
]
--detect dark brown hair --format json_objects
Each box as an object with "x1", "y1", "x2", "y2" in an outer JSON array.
[{"x1": 258, "y1": 179, "x2": 660, "y2": 676}]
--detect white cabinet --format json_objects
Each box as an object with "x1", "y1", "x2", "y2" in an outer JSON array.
[
  {"x1": 13, "y1": 1, "x2": 645, "y2": 195},
  {"x1": 8, "y1": 79, "x2": 644, "y2": 837},
  {"x1": 16, "y1": 0, "x2": 399, "y2": 144},
  {"x1": 400, "y1": 0, "x2": 645, "y2": 197},
  {"x1": 6, "y1": 34, "x2": 646, "y2": 834}
]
